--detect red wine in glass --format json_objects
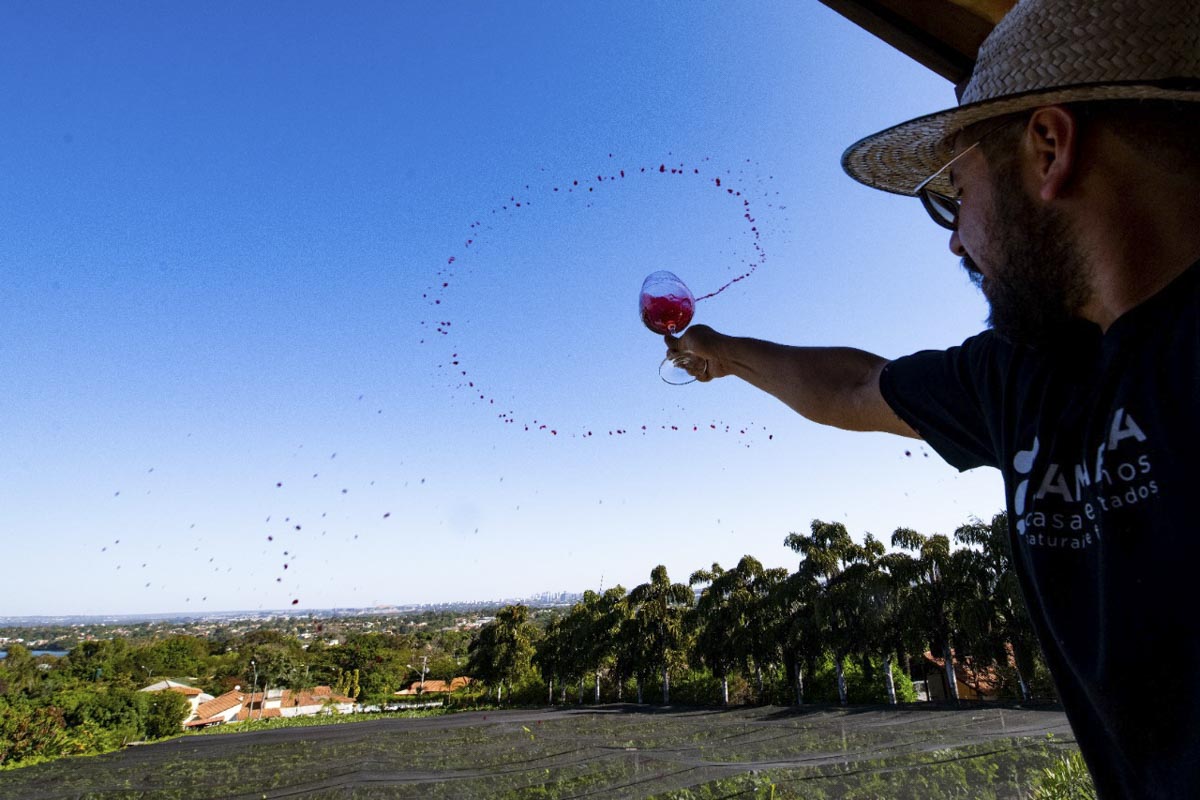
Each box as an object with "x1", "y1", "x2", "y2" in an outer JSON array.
[{"x1": 639, "y1": 271, "x2": 704, "y2": 385}]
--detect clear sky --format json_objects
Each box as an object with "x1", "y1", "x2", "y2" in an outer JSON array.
[{"x1": 1, "y1": 1, "x2": 1005, "y2": 616}]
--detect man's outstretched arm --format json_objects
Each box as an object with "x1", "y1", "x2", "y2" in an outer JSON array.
[{"x1": 666, "y1": 325, "x2": 919, "y2": 438}]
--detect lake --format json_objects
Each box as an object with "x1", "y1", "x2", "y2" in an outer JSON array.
[{"x1": 0, "y1": 649, "x2": 69, "y2": 659}]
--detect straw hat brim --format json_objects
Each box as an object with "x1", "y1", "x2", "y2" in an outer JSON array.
[{"x1": 841, "y1": 81, "x2": 1200, "y2": 198}]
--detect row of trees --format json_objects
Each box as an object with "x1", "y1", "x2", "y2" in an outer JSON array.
[{"x1": 467, "y1": 512, "x2": 1049, "y2": 707}]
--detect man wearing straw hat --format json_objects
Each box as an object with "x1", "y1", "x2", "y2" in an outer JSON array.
[{"x1": 667, "y1": 0, "x2": 1200, "y2": 795}]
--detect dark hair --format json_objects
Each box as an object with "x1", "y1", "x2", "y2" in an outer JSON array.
[
  {"x1": 970, "y1": 100, "x2": 1200, "y2": 177},
  {"x1": 1070, "y1": 99, "x2": 1200, "y2": 175},
  {"x1": 975, "y1": 113, "x2": 1029, "y2": 166}
]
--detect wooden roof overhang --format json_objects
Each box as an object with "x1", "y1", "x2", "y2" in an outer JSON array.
[{"x1": 817, "y1": 0, "x2": 1017, "y2": 85}]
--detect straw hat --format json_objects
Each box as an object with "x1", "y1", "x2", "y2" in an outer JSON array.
[{"x1": 841, "y1": 0, "x2": 1200, "y2": 197}]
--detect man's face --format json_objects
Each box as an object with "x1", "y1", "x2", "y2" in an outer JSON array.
[{"x1": 952, "y1": 140, "x2": 1093, "y2": 347}]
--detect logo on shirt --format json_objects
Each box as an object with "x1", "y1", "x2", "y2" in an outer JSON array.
[{"x1": 1013, "y1": 407, "x2": 1159, "y2": 549}]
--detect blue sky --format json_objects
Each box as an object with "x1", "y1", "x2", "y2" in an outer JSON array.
[{"x1": 1, "y1": 1, "x2": 1004, "y2": 616}]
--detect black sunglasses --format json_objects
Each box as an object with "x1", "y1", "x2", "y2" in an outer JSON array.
[
  {"x1": 913, "y1": 139, "x2": 981, "y2": 231},
  {"x1": 913, "y1": 123, "x2": 1009, "y2": 231}
]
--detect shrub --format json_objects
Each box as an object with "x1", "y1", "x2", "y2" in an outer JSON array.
[
  {"x1": 57, "y1": 686, "x2": 147, "y2": 743},
  {"x1": 663, "y1": 669, "x2": 724, "y2": 705},
  {"x1": 0, "y1": 700, "x2": 67, "y2": 766},
  {"x1": 1031, "y1": 751, "x2": 1097, "y2": 800},
  {"x1": 143, "y1": 690, "x2": 191, "y2": 739},
  {"x1": 803, "y1": 655, "x2": 918, "y2": 705},
  {"x1": 493, "y1": 676, "x2": 548, "y2": 706}
]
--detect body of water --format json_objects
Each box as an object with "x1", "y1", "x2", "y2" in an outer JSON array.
[{"x1": 0, "y1": 649, "x2": 69, "y2": 659}]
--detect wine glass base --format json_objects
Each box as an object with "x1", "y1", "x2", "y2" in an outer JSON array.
[{"x1": 659, "y1": 357, "x2": 701, "y2": 385}]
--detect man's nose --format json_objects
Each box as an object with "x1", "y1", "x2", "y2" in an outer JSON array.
[{"x1": 949, "y1": 230, "x2": 965, "y2": 257}]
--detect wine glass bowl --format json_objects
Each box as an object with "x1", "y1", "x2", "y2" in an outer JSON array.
[
  {"x1": 639, "y1": 271, "x2": 703, "y2": 385},
  {"x1": 639, "y1": 271, "x2": 695, "y2": 335}
]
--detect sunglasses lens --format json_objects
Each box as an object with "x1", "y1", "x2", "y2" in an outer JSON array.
[{"x1": 920, "y1": 189, "x2": 958, "y2": 230}]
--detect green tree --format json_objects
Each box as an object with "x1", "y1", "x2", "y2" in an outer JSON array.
[
  {"x1": 466, "y1": 605, "x2": 537, "y2": 703},
  {"x1": 891, "y1": 526, "x2": 972, "y2": 702},
  {"x1": 206, "y1": 626, "x2": 236, "y2": 655},
  {"x1": 330, "y1": 632, "x2": 413, "y2": 704},
  {"x1": 426, "y1": 653, "x2": 463, "y2": 684},
  {"x1": 0, "y1": 644, "x2": 42, "y2": 698},
  {"x1": 57, "y1": 686, "x2": 147, "y2": 745},
  {"x1": 776, "y1": 567, "x2": 824, "y2": 705},
  {"x1": 241, "y1": 628, "x2": 293, "y2": 648},
  {"x1": 740, "y1": 559, "x2": 789, "y2": 702},
  {"x1": 333, "y1": 668, "x2": 361, "y2": 699},
  {"x1": 537, "y1": 592, "x2": 610, "y2": 704},
  {"x1": 533, "y1": 615, "x2": 571, "y2": 704},
  {"x1": 435, "y1": 629, "x2": 473, "y2": 663},
  {"x1": 876, "y1": 547, "x2": 928, "y2": 704},
  {"x1": 690, "y1": 557, "x2": 787, "y2": 704},
  {"x1": 198, "y1": 650, "x2": 245, "y2": 697},
  {"x1": 835, "y1": 532, "x2": 915, "y2": 704},
  {"x1": 143, "y1": 635, "x2": 209, "y2": 677},
  {"x1": 616, "y1": 611, "x2": 651, "y2": 704},
  {"x1": 574, "y1": 586, "x2": 628, "y2": 703},
  {"x1": 953, "y1": 511, "x2": 1041, "y2": 701},
  {"x1": 143, "y1": 690, "x2": 190, "y2": 739},
  {"x1": 689, "y1": 562, "x2": 737, "y2": 704},
  {"x1": 246, "y1": 644, "x2": 304, "y2": 692},
  {"x1": 65, "y1": 639, "x2": 132, "y2": 684},
  {"x1": 785, "y1": 520, "x2": 869, "y2": 705},
  {"x1": 559, "y1": 599, "x2": 595, "y2": 702},
  {"x1": 627, "y1": 565, "x2": 693, "y2": 704},
  {"x1": 302, "y1": 638, "x2": 333, "y2": 686}
]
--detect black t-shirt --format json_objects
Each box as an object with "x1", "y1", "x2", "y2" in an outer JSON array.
[{"x1": 880, "y1": 261, "x2": 1200, "y2": 799}]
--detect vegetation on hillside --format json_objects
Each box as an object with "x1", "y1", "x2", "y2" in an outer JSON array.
[
  {"x1": 0, "y1": 704, "x2": 1081, "y2": 799},
  {"x1": 2, "y1": 510, "x2": 1078, "y2": 791},
  {"x1": 0, "y1": 618, "x2": 473, "y2": 768}
]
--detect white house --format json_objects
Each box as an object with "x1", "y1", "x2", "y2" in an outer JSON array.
[{"x1": 139, "y1": 680, "x2": 215, "y2": 720}]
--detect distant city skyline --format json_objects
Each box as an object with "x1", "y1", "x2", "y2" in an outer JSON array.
[{"x1": 0, "y1": 591, "x2": 588, "y2": 628}]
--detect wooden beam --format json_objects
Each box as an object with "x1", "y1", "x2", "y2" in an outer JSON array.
[{"x1": 818, "y1": 0, "x2": 1011, "y2": 84}]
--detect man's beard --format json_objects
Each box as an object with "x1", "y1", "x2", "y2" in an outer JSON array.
[{"x1": 961, "y1": 168, "x2": 1093, "y2": 348}]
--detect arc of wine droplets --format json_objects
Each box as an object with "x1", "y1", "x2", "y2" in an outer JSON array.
[{"x1": 421, "y1": 155, "x2": 781, "y2": 444}]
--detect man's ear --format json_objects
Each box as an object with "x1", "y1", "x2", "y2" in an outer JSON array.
[{"x1": 1025, "y1": 106, "x2": 1079, "y2": 202}]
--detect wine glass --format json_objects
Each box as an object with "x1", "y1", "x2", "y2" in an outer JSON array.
[{"x1": 639, "y1": 271, "x2": 705, "y2": 385}]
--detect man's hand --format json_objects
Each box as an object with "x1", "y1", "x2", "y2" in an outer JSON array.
[{"x1": 664, "y1": 324, "x2": 727, "y2": 382}]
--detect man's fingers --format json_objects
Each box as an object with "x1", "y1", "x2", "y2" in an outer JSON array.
[
  {"x1": 692, "y1": 358, "x2": 711, "y2": 381},
  {"x1": 664, "y1": 326, "x2": 719, "y2": 380},
  {"x1": 664, "y1": 333, "x2": 688, "y2": 361}
]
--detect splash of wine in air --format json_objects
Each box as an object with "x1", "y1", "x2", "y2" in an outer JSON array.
[{"x1": 420, "y1": 154, "x2": 786, "y2": 443}]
